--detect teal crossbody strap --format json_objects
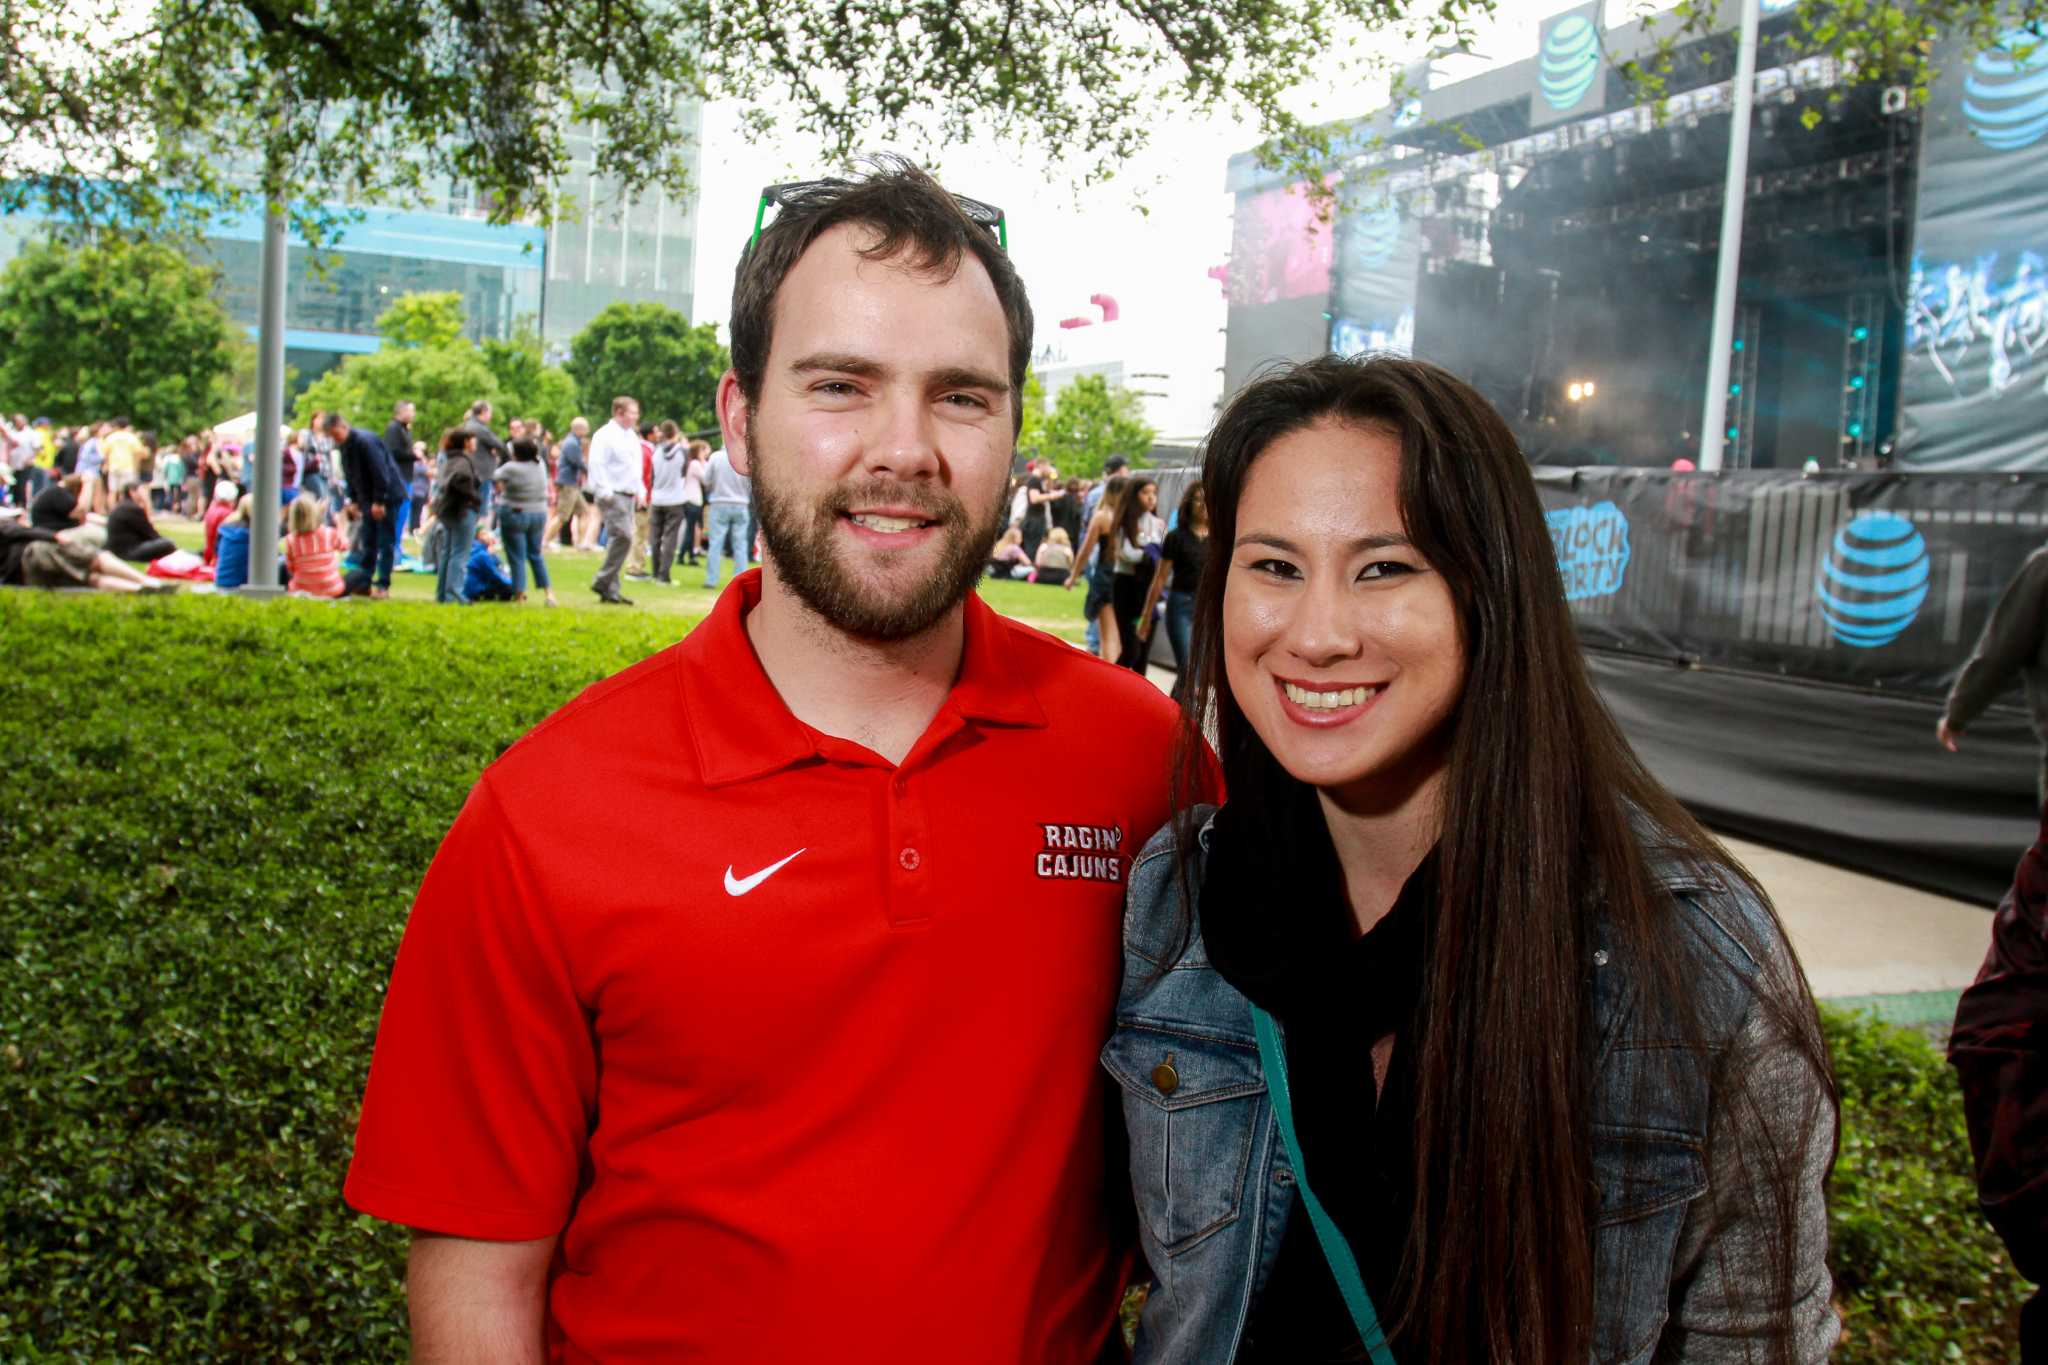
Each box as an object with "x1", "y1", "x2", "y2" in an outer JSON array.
[{"x1": 1249, "y1": 1003, "x2": 1398, "y2": 1365}]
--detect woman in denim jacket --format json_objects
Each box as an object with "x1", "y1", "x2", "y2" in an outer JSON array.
[{"x1": 1104, "y1": 355, "x2": 1837, "y2": 1364}]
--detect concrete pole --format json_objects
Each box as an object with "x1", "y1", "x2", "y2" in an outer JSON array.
[
  {"x1": 242, "y1": 193, "x2": 287, "y2": 598},
  {"x1": 1697, "y1": 0, "x2": 1762, "y2": 473}
]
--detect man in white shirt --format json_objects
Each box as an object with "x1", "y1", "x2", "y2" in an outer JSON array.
[
  {"x1": 700, "y1": 445, "x2": 753, "y2": 590},
  {"x1": 586, "y1": 395, "x2": 645, "y2": 605}
]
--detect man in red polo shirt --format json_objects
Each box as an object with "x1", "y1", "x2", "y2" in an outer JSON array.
[{"x1": 345, "y1": 160, "x2": 1180, "y2": 1361}]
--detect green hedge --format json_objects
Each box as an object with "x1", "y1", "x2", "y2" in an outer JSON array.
[
  {"x1": 1824, "y1": 1003, "x2": 2031, "y2": 1359},
  {"x1": 0, "y1": 593, "x2": 2031, "y2": 1359}
]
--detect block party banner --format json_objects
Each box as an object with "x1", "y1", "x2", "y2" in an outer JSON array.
[
  {"x1": 1533, "y1": 467, "x2": 2048, "y2": 698},
  {"x1": 1536, "y1": 467, "x2": 2048, "y2": 903}
]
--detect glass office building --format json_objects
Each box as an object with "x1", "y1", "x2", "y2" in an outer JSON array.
[
  {"x1": 200, "y1": 202, "x2": 545, "y2": 387},
  {"x1": 0, "y1": 96, "x2": 702, "y2": 391},
  {"x1": 543, "y1": 100, "x2": 704, "y2": 352}
]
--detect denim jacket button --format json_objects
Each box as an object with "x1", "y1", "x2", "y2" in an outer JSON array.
[
  {"x1": 1151, "y1": 1057, "x2": 1180, "y2": 1096},
  {"x1": 1593, "y1": 948, "x2": 1610, "y2": 967},
  {"x1": 1274, "y1": 1166, "x2": 1294, "y2": 1188}
]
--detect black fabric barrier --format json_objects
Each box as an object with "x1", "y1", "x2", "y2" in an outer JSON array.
[
  {"x1": 1535, "y1": 467, "x2": 2048, "y2": 698},
  {"x1": 1587, "y1": 650, "x2": 2033, "y2": 906}
]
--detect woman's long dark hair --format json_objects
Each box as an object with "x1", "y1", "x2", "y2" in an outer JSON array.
[
  {"x1": 1113, "y1": 476, "x2": 1156, "y2": 559},
  {"x1": 1170, "y1": 354, "x2": 1835, "y2": 1362}
]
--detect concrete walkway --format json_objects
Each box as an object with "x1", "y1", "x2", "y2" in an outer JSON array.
[{"x1": 1719, "y1": 834, "x2": 1992, "y2": 1029}]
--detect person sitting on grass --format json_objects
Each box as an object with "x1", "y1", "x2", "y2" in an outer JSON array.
[
  {"x1": 202, "y1": 481, "x2": 239, "y2": 565},
  {"x1": 105, "y1": 480, "x2": 176, "y2": 563},
  {"x1": 0, "y1": 517, "x2": 173, "y2": 593},
  {"x1": 462, "y1": 527, "x2": 517, "y2": 603},
  {"x1": 30, "y1": 473, "x2": 89, "y2": 534},
  {"x1": 213, "y1": 495, "x2": 254, "y2": 591},
  {"x1": 1033, "y1": 525, "x2": 1074, "y2": 577},
  {"x1": 284, "y1": 494, "x2": 349, "y2": 598},
  {"x1": 988, "y1": 526, "x2": 1034, "y2": 579}
]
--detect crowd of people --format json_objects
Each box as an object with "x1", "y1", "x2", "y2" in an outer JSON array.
[
  {"x1": 0, "y1": 400, "x2": 764, "y2": 604},
  {"x1": 3, "y1": 398, "x2": 1205, "y2": 647}
]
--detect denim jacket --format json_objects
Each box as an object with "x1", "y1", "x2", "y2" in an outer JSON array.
[{"x1": 1102, "y1": 810, "x2": 1839, "y2": 1364}]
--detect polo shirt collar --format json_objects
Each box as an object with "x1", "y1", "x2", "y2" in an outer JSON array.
[{"x1": 677, "y1": 570, "x2": 1046, "y2": 788}]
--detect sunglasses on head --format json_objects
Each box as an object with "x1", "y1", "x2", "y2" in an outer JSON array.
[{"x1": 750, "y1": 181, "x2": 1008, "y2": 252}]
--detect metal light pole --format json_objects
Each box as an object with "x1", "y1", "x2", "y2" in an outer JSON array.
[
  {"x1": 242, "y1": 181, "x2": 287, "y2": 598},
  {"x1": 1698, "y1": 0, "x2": 1762, "y2": 473}
]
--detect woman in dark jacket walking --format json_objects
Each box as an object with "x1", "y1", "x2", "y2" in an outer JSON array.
[{"x1": 432, "y1": 429, "x2": 482, "y2": 605}]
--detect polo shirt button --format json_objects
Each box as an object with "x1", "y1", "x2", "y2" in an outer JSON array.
[{"x1": 899, "y1": 847, "x2": 921, "y2": 871}]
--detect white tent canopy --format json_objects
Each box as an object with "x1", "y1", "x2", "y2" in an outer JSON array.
[{"x1": 211, "y1": 411, "x2": 258, "y2": 443}]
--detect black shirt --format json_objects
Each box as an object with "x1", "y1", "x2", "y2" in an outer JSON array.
[
  {"x1": 29, "y1": 483, "x2": 78, "y2": 531},
  {"x1": 105, "y1": 502, "x2": 163, "y2": 560},
  {"x1": 1162, "y1": 524, "x2": 1206, "y2": 595},
  {"x1": 1201, "y1": 791, "x2": 1433, "y2": 1364},
  {"x1": 1053, "y1": 492, "x2": 1083, "y2": 546},
  {"x1": 384, "y1": 420, "x2": 417, "y2": 481},
  {"x1": 1022, "y1": 474, "x2": 1047, "y2": 527}
]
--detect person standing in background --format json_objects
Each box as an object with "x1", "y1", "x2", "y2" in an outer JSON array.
[
  {"x1": 547, "y1": 417, "x2": 590, "y2": 551},
  {"x1": 1018, "y1": 457, "x2": 1057, "y2": 565},
  {"x1": 647, "y1": 422, "x2": 690, "y2": 586},
  {"x1": 625, "y1": 423, "x2": 657, "y2": 582},
  {"x1": 383, "y1": 401, "x2": 418, "y2": 551},
  {"x1": 75, "y1": 423, "x2": 106, "y2": 514},
  {"x1": 680, "y1": 439, "x2": 709, "y2": 568},
  {"x1": 100, "y1": 419, "x2": 142, "y2": 514},
  {"x1": 1941, "y1": 544, "x2": 2048, "y2": 806},
  {"x1": 9, "y1": 414, "x2": 44, "y2": 510},
  {"x1": 700, "y1": 442, "x2": 751, "y2": 591},
  {"x1": 1138, "y1": 481, "x2": 1207, "y2": 693},
  {"x1": 1079, "y1": 454, "x2": 1129, "y2": 656},
  {"x1": 324, "y1": 412, "x2": 406, "y2": 600},
  {"x1": 1950, "y1": 807, "x2": 2048, "y2": 1361},
  {"x1": 492, "y1": 436, "x2": 559, "y2": 607},
  {"x1": 460, "y1": 400, "x2": 509, "y2": 527},
  {"x1": 586, "y1": 395, "x2": 644, "y2": 606},
  {"x1": 430, "y1": 428, "x2": 483, "y2": 605}
]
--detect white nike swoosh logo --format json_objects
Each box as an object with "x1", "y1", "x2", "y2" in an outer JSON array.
[{"x1": 724, "y1": 848, "x2": 807, "y2": 896}]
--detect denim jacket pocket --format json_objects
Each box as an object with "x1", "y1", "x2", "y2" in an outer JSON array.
[
  {"x1": 1591, "y1": 1125, "x2": 1707, "y2": 1364},
  {"x1": 1103, "y1": 1023, "x2": 1265, "y2": 1258}
]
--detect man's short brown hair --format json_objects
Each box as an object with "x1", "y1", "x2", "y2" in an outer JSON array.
[{"x1": 730, "y1": 156, "x2": 1034, "y2": 433}]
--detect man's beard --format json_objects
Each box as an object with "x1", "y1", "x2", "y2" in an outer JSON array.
[{"x1": 752, "y1": 457, "x2": 1008, "y2": 643}]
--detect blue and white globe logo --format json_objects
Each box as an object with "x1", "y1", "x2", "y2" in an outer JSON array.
[
  {"x1": 1964, "y1": 29, "x2": 2048, "y2": 151},
  {"x1": 1354, "y1": 203, "x2": 1401, "y2": 268},
  {"x1": 1815, "y1": 512, "x2": 1930, "y2": 649},
  {"x1": 1540, "y1": 14, "x2": 1601, "y2": 112}
]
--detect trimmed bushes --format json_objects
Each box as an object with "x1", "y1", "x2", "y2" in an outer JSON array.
[{"x1": 0, "y1": 593, "x2": 2030, "y2": 1358}]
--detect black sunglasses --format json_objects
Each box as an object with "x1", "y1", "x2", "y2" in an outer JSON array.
[{"x1": 749, "y1": 181, "x2": 1008, "y2": 252}]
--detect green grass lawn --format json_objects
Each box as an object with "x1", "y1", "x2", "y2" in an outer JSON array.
[
  {"x1": 0, "y1": 572, "x2": 2030, "y2": 1359},
  {"x1": 158, "y1": 513, "x2": 1090, "y2": 642}
]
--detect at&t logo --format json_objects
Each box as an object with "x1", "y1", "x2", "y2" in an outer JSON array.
[
  {"x1": 1965, "y1": 29, "x2": 2048, "y2": 151},
  {"x1": 1540, "y1": 14, "x2": 1601, "y2": 112},
  {"x1": 1815, "y1": 512, "x2": 1930, "y2": 648}
]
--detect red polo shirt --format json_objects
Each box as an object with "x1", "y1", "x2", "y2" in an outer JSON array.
[{"x1": 346, "y1": 570, "x2": 1181, "y2": 1362}]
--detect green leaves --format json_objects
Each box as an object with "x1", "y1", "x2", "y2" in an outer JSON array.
[
  {"x1": 1033, "y1": 372, "x2": 1157, "y2": 478},
  {"x1": 1820, "y1": 1005, "x2": 2031, "y2": 1360},
  {"x1": 0, "y1": 591, "x2": 685, "y2": 1357},
  {"x1": 0, "y1": 235, "x2": 237, "y2": 436},
  {"x1": 563, "y1": 303, "x2": 729, "y2": 434},
  {"x1": 375, "y1": 292, "x2": 466, "y2": 350},
  {"x1": 296, "y1": 293, "x2": 582, "y2": 441}
]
